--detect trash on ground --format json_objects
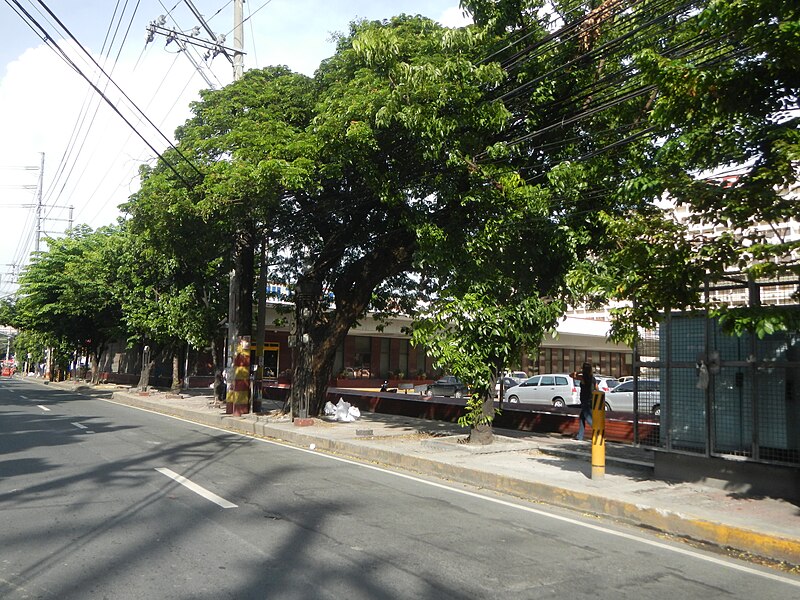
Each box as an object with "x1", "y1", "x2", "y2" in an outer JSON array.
[{"x1": 323, "y1": 398, "x2": 361, "y2": 422}]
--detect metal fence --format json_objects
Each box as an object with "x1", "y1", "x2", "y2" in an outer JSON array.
[{"x1": 632, "y1": 275, "x2": 800, "y2": 467}]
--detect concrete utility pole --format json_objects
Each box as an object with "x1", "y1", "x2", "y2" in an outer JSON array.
[
  {"x1": 26, "y1": 154, "x2": 73, "y2": 254},
  {"x1": 146, "y1": 1, "x2": 252, "y2": 412},
  {"x1": 226, "y1": 0, "x2": 249, "y2": 413},
  {"x1": 34, "y1": 152, "x2": 44, "y2": 253},
  {"x1": 144, "y1": 2, "x2": 244, "y2": 86},
  {"x1": 233, "y1": 0, "x2": 244, "y2": 80}
]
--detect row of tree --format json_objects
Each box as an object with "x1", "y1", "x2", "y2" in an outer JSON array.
[{"x1": 3, "y1": 1, "x2": 797, "y2": 443}]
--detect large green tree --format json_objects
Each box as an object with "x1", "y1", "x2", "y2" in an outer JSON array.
[
  {"x1": 460, "y1": 0, "x2": 800, "y2": 340},
  {"x1": 127, "y1": 66, "x2": 317, "y2": 396},
  {"x1": 119, "y1": 174, "x2": 233, "y2": 390},
  {"x1": 14, "y1": 226, "x2": 124, "y2": 382},
  {"x1": 131, "y1": 17, "x2": 513, "y2": 417},
  {"x1": 273, "y1": 15, "x2": 514, "y2": 417}
]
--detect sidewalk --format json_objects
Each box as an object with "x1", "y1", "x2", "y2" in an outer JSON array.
[{"x1": 60, "y1": 381, "x2": 800, "y2": 568}]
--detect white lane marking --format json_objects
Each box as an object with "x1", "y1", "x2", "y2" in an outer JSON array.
[
  {"x1": 106, "y1": 398, "x2": 800, "y2": 587},
  {"x1": 155, "y1": 467, "x2": 238, "y2": 509},
  {"x1": 20, "y1": 395, "x2": 29, "y2": 400},
  {"x1": 71, "y1": 422, "x2": 88, "y2": 429},
  {"x1": 37, "y1": 405, "x2": 51, "y2": 412}
]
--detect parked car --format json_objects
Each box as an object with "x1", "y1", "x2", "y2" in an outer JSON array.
[
  {"x1": 604, "y1": 379, "x2": 660, "y2": 414},
  {"x1": 594, "y1": 376, "x2": 619, "y2": 393},
  {"x1": 617, "y1": 376, "x2": 634, "y2": 384},
  {"x1": 504, "y1": 373, "x2": 579, "y2": 407},
  {"x1": 495, "y1": 376, "x2": 519, "y2": 397},
  {"x1": 426, "y1": 375, "x2": 469, "y2": 398},
  {"x1": 576, "y1": 376, "x2": 618, "y2": 410},
  {"x1": 506, "y1": 371, "x2": 528, "y2": 384}
]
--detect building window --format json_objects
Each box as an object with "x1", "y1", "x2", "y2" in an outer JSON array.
[
  {"x1": 398, "y1": 340, "x2": 409, "y2": 378},
  {"x1": 380, "y1": 338, "x2": 390, "y2": 379},
  {"x1": 350, "y1": 336, "x2": 372, "y2": 378},
  {"x1": 415, "y1": 345, "x2": 426, "y2": 377}
]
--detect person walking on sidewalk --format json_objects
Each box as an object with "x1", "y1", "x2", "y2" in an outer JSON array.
[{"x1": 576, "y1": 362, "x2": 596, "y2": 441}]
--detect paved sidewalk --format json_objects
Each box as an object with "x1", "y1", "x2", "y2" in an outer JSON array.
[{"x1": 56, "y1": 381, "x2": 800, "y2": 568}]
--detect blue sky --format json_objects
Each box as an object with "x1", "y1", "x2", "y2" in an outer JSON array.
[{"x1": 0, "y1": 1, "x2": 470, "y2": 298}]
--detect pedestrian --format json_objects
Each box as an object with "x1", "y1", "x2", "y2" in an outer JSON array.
[
  {"x1": 213, "y1": 372, "x2": 226, "y2": 408},
  {"x1": 576, "y1": 362, "x2": 596, "y2": 441}
]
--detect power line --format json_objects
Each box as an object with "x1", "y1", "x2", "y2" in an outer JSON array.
[{"x1": 7, "y1": 0, "x2": 202, "y2": 185}]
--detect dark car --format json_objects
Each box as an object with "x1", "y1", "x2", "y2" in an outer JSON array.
[{"x1": 426, "y1": 375, "x2": 469, "y2": 398}]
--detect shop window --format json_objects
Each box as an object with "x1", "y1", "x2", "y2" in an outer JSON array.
[{"x1": 347, "y1": 336, "x2": 372, "y2": 378}]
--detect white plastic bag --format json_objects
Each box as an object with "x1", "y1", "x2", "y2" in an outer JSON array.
[
  {"x1": 324, "y1": 398, "x2": 361, "y2": 421},
  {"x1": 334, "y1": 398, "x2": 353, "y2": 421}
]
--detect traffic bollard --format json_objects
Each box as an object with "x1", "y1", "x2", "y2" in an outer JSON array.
[{"x1": 591, "y1": 390, "x2": 605, "y2": 479}]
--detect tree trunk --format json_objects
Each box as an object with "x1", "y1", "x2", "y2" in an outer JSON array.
[
  {"x1": 468, "y1": 392, "x2": 495, "y2": 445},
  {"x1": 290, "y1": 277, "x2": 321, "y2": 419},
  {"x1": 288, "y1": 234, "x2": 416, "y2": 417},
  {"x1": 90, "y1": 353, "x2": 100, "y2": 385},
  {"x1": 137, "y1": 343, "x2": 153, "y2": 390},
  {"x1": 468, "y1": 363, "x2": 500, "y2": 445},
  {"x1": 289, "y1": 277, "x2": 341, "y2": 418},
  {"x1": 171, "y1": 351, "x2": 181, "y2": 392}
]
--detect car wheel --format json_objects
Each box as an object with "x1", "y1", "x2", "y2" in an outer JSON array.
[
  {"x1": 508, "y1": 395, "x2": 519, "y2": 403},
  {"x1": 653, "y1": 405, "x2": 661, "y2": 417},
  {"x1": 552, "y1": 397, "x2": 565, "y2": 408},
  {"x1": 454, "y1": 390, "x2": 463, "y2": 399},
  {"x1": 605, "y1": 401, "x2": 612, "y2": 412}
]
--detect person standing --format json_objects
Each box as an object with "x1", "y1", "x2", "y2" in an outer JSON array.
[
  {"x1": 576, "y1": 362, "x2": 595, "y2": 441},
  {"x1": 213, "y1": 372, "x2": 226, "y2": 408}
]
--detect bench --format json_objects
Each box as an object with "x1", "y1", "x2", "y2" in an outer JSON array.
[{"x1": 397, "y1": 382, "x2": 415, "y2": 394}]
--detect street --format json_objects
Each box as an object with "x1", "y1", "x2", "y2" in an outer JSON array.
[{"x1": 1, "y1": 377, "x2": 798, "y2": 599}]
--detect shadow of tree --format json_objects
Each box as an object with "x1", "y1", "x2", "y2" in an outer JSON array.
[{"x1": 2, "y1": 379, "x2": 515, "y2": 598}]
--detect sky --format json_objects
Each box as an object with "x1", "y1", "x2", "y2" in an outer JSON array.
[{"x1": 0, "y1": 1, "x2": 472, "y2": 299}]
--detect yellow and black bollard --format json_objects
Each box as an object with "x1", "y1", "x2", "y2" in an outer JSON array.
[{"x1": 591, "y1": 390, "x2": 606, "y2": 479}]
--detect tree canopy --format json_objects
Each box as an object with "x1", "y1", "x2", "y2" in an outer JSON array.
[
  {"x1": 14, "y1": 226, "x2": 124, "y2": 381},
  {"x1": 7, "y1": 1, "x2": 797, "y2": 434}
]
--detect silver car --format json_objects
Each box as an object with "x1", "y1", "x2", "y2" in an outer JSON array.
[
  {"x1": 604, "y1": 379, "x2": 660, "y2": 414},
  {"x1": 504, "y1": 374, "x2": 579, "y2": 407}
]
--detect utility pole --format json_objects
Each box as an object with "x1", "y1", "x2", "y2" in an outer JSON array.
[
  {"x1": 233, "y1": 0, "x2": 244, "y2": 80},
  {"x1": 146, "y1": 1, "x2": 252, "y2": 413},
  {"x1": 34, "y1": 152, "x2": 44, "y2": 253},
  {"x1": 144, "y1": 2, "x2": 243, "y2": 87}
]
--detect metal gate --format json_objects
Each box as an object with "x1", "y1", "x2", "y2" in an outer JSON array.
[{"x1": 633, "y1": 275, "x2": 800, "y2": 467}]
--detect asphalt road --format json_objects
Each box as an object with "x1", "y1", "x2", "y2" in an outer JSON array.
[{"x1": 2, "y1": 377, "x2": 798, "y2": 599}]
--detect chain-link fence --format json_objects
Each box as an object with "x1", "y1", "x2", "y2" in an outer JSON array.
[{"x1": 632, "y1": 275, "x2": 800, "y2": 467}]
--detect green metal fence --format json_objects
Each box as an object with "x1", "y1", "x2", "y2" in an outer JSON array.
[{"x1": 633, "y1": 275, "x2": 800, "y2": 467}]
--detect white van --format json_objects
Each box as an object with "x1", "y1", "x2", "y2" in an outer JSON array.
[
  {"x1": 504, "y1": 374, "x2": 579, "y2": 407},
  {"x1": 605, "y1": 379, "x2": 661, "y2": 414}
]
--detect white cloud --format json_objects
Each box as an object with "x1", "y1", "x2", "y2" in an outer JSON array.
[
  {"x1": 438, "y1": 6, "x2": 473, "y2": 28},
  {"x1": 0, "y1": 2, "x2": 468, "y2": 299}
]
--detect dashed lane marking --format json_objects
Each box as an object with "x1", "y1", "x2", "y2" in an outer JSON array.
[
  {"x1": 70, "y1": 422, "x2": 94, "y2": 433},
  {"x1": 155, "y1": 467, "x2": 238, "y2": 509}
]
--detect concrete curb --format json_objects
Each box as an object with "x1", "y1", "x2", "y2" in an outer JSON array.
[{"x1": 96, "y1": 388, "x2": 799, "y2": 565}]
